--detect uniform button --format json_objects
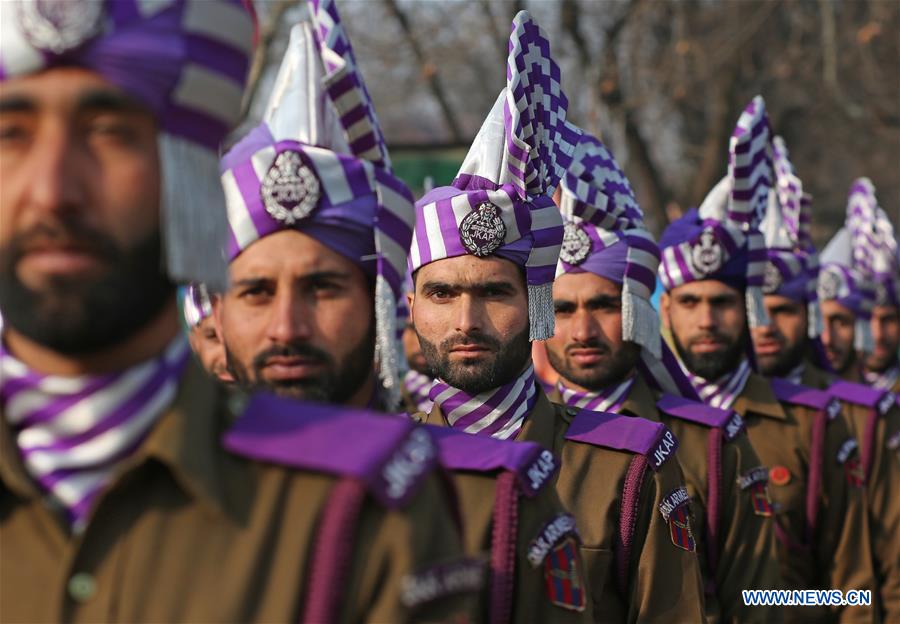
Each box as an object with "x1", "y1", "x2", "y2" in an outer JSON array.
[{"x1": 68, "y1": 572, "x2": 96, "y2": 603}]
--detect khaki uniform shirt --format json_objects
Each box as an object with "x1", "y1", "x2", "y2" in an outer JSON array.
[
  {"x1": 803, "y1": 364, "x2": 900, "y2": 620},
  {"x1": 0, "y1": 363, "x2": 477, "y2": 623},
  {"x1": 734, "y1": 373, "x2": 878, "y2": 623},
  {"x1": 550, "y1": 376, "x2": 782, "y2": 623},
  {"x1": 423, "y1": 386, "x2": 706, "y2": 623}
]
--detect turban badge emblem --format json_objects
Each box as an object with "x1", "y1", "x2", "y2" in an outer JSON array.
[
  {"x1": 17, "y1": 0, "x2": 104, "y2": 54},
  {"x1": 762, "y1": 262, "x2": 783, "y2": 294},
  {"x1": 459, "y1": 202, "x2": 506, "y2": 257},
  {"x1": 261, "y1": 150, "x2": 321, "y2": 226},
  {"x1": 559, "y1": 222, "x2": 592, "y2": 266},
  {"x1": 691, "y1": 228, "x2": 723, "y2": 275},
  {"x1": 817, "y1": 267, "x2": 843, "y2": 301}
]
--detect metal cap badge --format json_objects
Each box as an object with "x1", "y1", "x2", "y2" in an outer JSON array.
[
  {"x1": 559, "y1": 222, "x2": 592, "y2": 266},
  {"x1": 817, "y1": 267, "x2": 842, "y2": 301},
  {"x1": 762, "y1": 262, "x2": 783, "y2": 294},
  {"x1": 459, "y1": 201, "x2": 506, "y2": 257},
  {"x1": 691, "y1": 228, "x2": 723, "y2": 275},
  {"x1": 261, "y1": 150, "x2": 321, "y2": 226}
]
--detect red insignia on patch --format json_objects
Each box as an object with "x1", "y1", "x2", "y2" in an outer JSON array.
[
  {"x1": 749, "y1": 481, "x2": 774, "y2": 516},
  {"x1": 844, "y1": 457, "x2": 865, "y2": 488},
  {"x1": 543, "y1": 537, "x2": 586, "y2": 611},
  {"x1": 667, "y1": 503, "x2": 696, "y2": 551}
]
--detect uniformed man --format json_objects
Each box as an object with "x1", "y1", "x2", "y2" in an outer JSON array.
[
  {"x1": 810, "y1": 179, "x2": 900, "y2": 619},
  {"x1": 541, "y1": 128, "x2": 781, "y2": 622},
  {"x1": 181, "y1": 283, "x2": 231, "y2": 384},
  {"x1": 214, "y1": 7, "x2": 582, "y2": 622},
  {"x1": 407, "y1": 12, "x2": 705, "y2": 623},
  {"x1": 398, "y1": 276, "x2": 435, "y2": 414},
  {"x1": 658, "y1": 97, "x2": 878, "y2": 622},
  {"x1": 0, "y1": 1, "x2": 476, "y2": 621}
]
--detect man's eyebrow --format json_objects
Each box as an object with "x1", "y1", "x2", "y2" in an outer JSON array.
[
  {"x1": 76, "y1": 89, "x2": 148, "y2": 114},
  {"x1": 233, "y1": 277, "x2": 272, "y2": 288},
  {"x1": 586, "y1": 294, "x2": 620, "y2": 307},
  {"x1": 0, "y1": 95, "x2": 36, "y2": 114},
  {"x1": 305, "y1": 270, "x2": 352, "y2": 281}
]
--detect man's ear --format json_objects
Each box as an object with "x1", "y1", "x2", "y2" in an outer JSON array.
[
  {"x1": 406, "y1": 292, "x2": 415, "y2": 320},
  {"x1": 211, "y1": 294, "x2": 226, "y2": 345},
  {"x1": 660, "y1": 292, "x2": 671, "y2": 330}
]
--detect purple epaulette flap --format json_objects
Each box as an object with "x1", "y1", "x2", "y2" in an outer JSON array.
[
  {"x1": 828, "y1": 380, "x2": 895, "y2": 415},
  {"x1": 425, "y1": 426, "x2": 557, "y2": 498},
  {"x1": 223, "y1": 393, "x2": 438, "y2": 509},
  {"x1": 564, "y1": 410, "x2": 678, "y2": 471},
  {"x1": 656, "y1": 394, "x2": 745, "y2": 440},
  {"x1": 769, "y1": 378, "x2": 843, "y2": 420}
]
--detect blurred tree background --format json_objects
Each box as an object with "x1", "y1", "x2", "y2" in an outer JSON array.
[{"x1": 238, "y1": 0, "x2": 899, "y2": 244}]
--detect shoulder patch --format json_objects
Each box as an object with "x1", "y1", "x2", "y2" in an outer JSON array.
[
  {"x1": 565, "y1": 409, "x2": 679, "y2": 471},
  {"x1": 400, "y1": 558, "x2": 485, "y2": 609},
  {"x1": 426, "y1": 426, "x2": 558, "y2": 498},
  {"x1": 656, "y1": 394, "x2": 745, "y2": 440},
  {"x1": 829, "y1": 380, "x2": 894, "y2": 415},
  {"x1": 658, "y1": 487, "x2": 696, "y2": 551},
  {"x1": 528, "y1": 513, "x2": 580, "y2": 567},
  {"x1": 543, "y1": 537, "x2": 587, "y2": 612},
  {"x1": 836, "y1": 437, "x2": 859, "y2": 465},
  {"x1": 737, "y1": 466, "x2": 774, "y2": 516},
  {"x1": 223, "y1": 393, "x2": 437, "y2": 509}
]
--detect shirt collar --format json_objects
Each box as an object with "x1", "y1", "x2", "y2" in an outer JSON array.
[{"x1": 731, "y1": 372, "x2": 787, "y2": 420}]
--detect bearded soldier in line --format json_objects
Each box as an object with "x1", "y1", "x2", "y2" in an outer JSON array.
[
  {"x1": 540, "y1": 127, "x2": 781, "y2": 622},
  {"x1": 0, "y1": 1, "x2": 477, "y2": 621},
  {"x1": 659, "y1": 97, "x2": 878, "y2": 622}
]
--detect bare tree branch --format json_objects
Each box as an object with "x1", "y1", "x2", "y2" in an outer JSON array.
[{"x1": 381, "y1": 0, "x2": 464, "y2": 142}]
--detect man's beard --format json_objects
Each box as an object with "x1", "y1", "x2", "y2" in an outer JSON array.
[
  {"x1": 0, "y1": 220, "x2": 173, "y2": 355},
  {"x1": 225, "y1": 327, "x2": 375, "y2": 403},
  {"x1": 418, "y1": 326, "x2": 531, "y2": 395},
  {"x1": 673, "y1": 326, "x2": 748, "y2": 380},
  {"x1": 865, "y1": 347, "x2": 899, "y2": 374},
  {"x1": 757, "y1": 336, "x2": 808, "y2": 378},
  {"x1": 547, "y1": 338, "x2": 640, "y2": 391}
]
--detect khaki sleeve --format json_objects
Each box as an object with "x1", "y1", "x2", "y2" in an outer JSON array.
[
  {"x1": 869, "y1": 408, "x2": 900, "y2": 620},
  {"x1": 628, "y1": 458, "x2": 706, "y2": 624},
  {"x1": 818, "y1": 414, "x2": 879, "y2": 623},
  {"x1": 716, "y1": 434, "x2": 783, "y2": 623},
  {"x1": 345, "y1": 473, "x2": 481, "y2": 624}
]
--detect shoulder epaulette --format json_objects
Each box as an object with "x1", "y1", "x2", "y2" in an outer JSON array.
[
  {"x1": 565, "y1": 409, "x2": 678, "y2": 471},
  {"x1": 828, "y1": 380, "x2": 896, "y2": 415},
  {"x1": 223, "y1": 393, "x2": 437, "y2": 509},
  {"x1": 656, "y1": 394, "x2": 745, "y2": 440},
  {"x1": 769, "y1": 378, "x2": 843, "y2": 420},
  {"x1": 425, "y1": 426, "x2": 557, "y2": 498}
]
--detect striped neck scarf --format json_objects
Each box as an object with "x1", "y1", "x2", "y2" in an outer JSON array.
[
  {"x1": 404, "y1": 370, "x2": 434, "y2": 414},
  {"x1": 864, "y1": 362, "x2": 900, "y2": 391},
  {"x1": 429, "y1": 364, "x2": 537, "y2": 440},
  {"x1": 682, "y1": 357, "x2": 752, "y2": 410},
  {"x1": 1, "y1": 338, "x2": 190, "y2": 532},
  {"x1": 555, "y1": 376, "x2": 636, "y2": 414}
]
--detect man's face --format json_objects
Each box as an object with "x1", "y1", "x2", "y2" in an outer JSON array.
[
  {"x1": 752, "y1": 295, "x2": 809, "y2": 377},
  {"x1": 866, "y1": 304, "x2": 899, "y2": 373},
  {"x1": 0, "y1": 68, "x2": 172, "y2": 354},
  {"x1": 216, "y1": 230, "x2": 375, "y2": 404},
  {"x1": 661, "y1": 280, "x2": 747, "y2": 380},
  {"x1": 410, "y1": 255, "x2": 531, "y2": 395},
  {"x1": 188, "y1": 316, "x2": 232, "y2": 384},
  {"x1": 545, "y1": 272, "x2": 639, "y2": 391},
  {"x1": 820, "y1": 299, "x2": 856, "y2": 374}
]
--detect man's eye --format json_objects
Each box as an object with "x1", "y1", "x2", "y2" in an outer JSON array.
[
  {"x1": 312, "y1": 281, "x2": 341, "y2": 295},
  {"x1": 0, "y1": 122, "x2": 30, "y2": 144},
  {"x1": 240, "y1": 287, "x2": 270, "y2": 302},
  {"x1": 430, "y1": 290, "x2": 450, "y2": 300},
  {"x1": 87, "y1": 119, "x2": 140, "y2": 145}
]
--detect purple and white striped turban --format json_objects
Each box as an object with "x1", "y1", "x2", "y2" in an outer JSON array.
[
  {"x1": 759, "y1": 136, "x2": 822, "y2": 336},
  {"x1": 181, "y1": 283, "x2": 212, "y2": 328},
  {"x1": 409, "y1": 11, "x2": 580, "y2": 341},
  {"x1": 818, "y1": 179, "x2": 884, "y2": 351},
  {"x1": 555, "y1": 132, "x2": 662, "y2": 358},
  {"x1": 658, "y1": 96, "x2": 773, "y2": 329},
  {"x1": 866, "y1": 184, "x2": 900, "y2": 309},
  {"x1": 0, "y1": 0, "x2": 255, "y2": 288},
  {"x1": 220, "y1": 0, "x2": 415, "y2": 409}
]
